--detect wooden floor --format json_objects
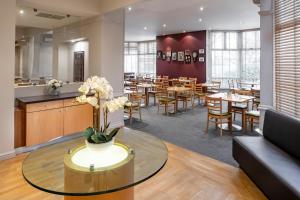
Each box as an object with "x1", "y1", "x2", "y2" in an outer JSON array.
[{"x1": 0, "y1": 142, "x2": 266, "y2": 200}]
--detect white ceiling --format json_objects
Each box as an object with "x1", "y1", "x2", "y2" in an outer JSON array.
[{"x1": 125, "y1": 0, "x2": 260, "y2": 41}]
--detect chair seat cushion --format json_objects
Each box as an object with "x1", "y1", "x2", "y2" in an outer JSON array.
[
  {"x1": 209, "y1": 110, "x2": 230, "y2": 116},
  {"x1": 232, "y1": 103, "x2": 247, "y2": 109},
  {"x1": 125, "y1": 102, "x2": 139, "y2": 107},
  {"x1": 233, "y1": 136, "x2": 300, "y2": 200},
  {"x1": 246, "y1": 110, "x2": 260, "y2": 117}
]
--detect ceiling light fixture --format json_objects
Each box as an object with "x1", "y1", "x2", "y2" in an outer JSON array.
[
  {"x1": 200, "y1": 6, "x2": 204, "y2": 11},
  {"x1": 163, "y1": 24, "x2": 167, "y2": 28},
  {"x1": 198, "y1": 18, "x2": 202, "y2": 22},
  {"x1": 128, "y1": 6, "x2": 132, "y2": 11},
  {"x1": 144, "y1": 26, "x2": 148, "y2": 30},
  {"x1": 19, "y1": 10, "x2": 24, "y2": 14}
]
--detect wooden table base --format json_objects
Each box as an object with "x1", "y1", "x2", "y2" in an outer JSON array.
[{"x1": 64, "y1": 188, "x2": 134, "y2": 200}]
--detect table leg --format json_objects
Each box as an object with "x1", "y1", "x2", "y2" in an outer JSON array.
[
  {"x1": 145, "y1": 87, "x2": 149, "y2": 106},
  {"x1": 175, "y1": 91, "x2": 178, "y2": 112}
]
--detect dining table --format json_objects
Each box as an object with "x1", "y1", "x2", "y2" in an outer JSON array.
[
  {"x1": 167, "y1": 86, "x2": 192, "y2": 112},
  {"x1": 137, "y1": 83, "x2": 156, "y2": 106},
  {"x1": 208, "y1": 92, "x2": 255, "y2": 131}
]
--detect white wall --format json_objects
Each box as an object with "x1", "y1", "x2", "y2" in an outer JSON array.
[
  {"x1": 259, "y1": 0, "x2": 274, "y2": 130},
  {"x1": 0, "y1": 0, "x2": 16, "y2": 157}
]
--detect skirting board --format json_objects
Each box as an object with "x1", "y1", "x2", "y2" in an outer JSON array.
[{"x1": 0, "y1": 150, "x2": 16, "y2": 161}]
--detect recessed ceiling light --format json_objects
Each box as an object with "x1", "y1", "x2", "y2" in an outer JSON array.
[
  {"x1": 144, "y1": 26, "x2": 148, "y2": 30},
  {"x1": 163, "y1": 24, "x2": 167, "y2": 28},
  {"x1": 128, "y1": 6, "x2": 132, "y2": 11},
  {"x1": 198, "y1": 18, "x2": 202, "y2": 22},
  {"x1": 19, "y1": 10, "x2": 24, "y2": 14},
  {"x1": 200, "y1": 6, "x2": 204, "y2": 11}
]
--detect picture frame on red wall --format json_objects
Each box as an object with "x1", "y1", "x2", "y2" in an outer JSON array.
[
  {"x1": 199, "y1": 57, "x2": 205, "y2": 62},
  {"x1": 199, "y1": 49, "x2": 205, "y2": 54},
  {"x1": 157, "y1": 50, "x2": 162, "y2": 59},
  {"x1": 162, "y1": 53, "x2": 166, "y2": 60},
  {"x1": 172, "y1": 52, "x2": 177, "y2": 61},
  {"x1": 185, "y1": 55, "x2": 192, "y2": 64},
  {"x1": 178, "y1": 52, "x2": 184, "y2": 61}
]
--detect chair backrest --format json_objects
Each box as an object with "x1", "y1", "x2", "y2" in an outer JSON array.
[
  {"x1": 130, "y1": 93, "x2": 142, "y2": 103},
  {"x1": 163, "y1": 75, "x2": 169, "y2": 79},
  {"x1": 206, "y1": 97, "x2": 223, "y2": 114},
  {"x1": 162, "y1": 80, "x2": 170, "y2": 88},
  {"x1": 195, "y1": 84, "x2": 203, "y2": 93},
  {"x1": 212, "y1": 81, "x2": 221, "y2": 89},
  {"x1": 179, "y1": 77, "x2": 187, "y2": 80},
  {"x1": 251, "y1": 88, "x2": 260, "y2": 98},
  {"x1": 235, "y1": 89, "x2": 252, "y2": 96},
  {"x1": 263, "y1": 109, "x2": 300, "y2": 159}
]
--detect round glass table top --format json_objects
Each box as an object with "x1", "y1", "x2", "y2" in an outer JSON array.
[{"x1": 22, "y1": 128, "x2": 168, "y2": 196}]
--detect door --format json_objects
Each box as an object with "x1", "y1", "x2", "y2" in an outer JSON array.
[
  {"x1": 63, "y1": 104, "x2": 93, "y2": 136},
  {"x1": 73, "y1": 51, "x2": 84, "y2": 82}
]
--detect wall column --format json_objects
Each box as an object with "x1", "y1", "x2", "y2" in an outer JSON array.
[{"x1": 0, "y1": 0, "x2": 16, "y2": 158}]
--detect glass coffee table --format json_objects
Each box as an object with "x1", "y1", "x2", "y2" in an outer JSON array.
[{"x1": 22, "y1": 128, "x2": 168, "y2": 200}]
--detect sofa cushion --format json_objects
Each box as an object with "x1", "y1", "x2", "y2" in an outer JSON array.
[
  {"x1": 263, "y1": 109, "x2": 300, "y2": 159},
  {"x1": 233, "y1": 136, "x2": 300, "y2": 200}
]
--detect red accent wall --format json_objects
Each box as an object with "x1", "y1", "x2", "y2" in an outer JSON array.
[{"x1": 156, "y1": 31, "x2": 206, "y2": 83}]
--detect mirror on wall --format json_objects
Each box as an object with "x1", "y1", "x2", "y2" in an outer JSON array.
[{"x1": 15, "y1": 6, "x2": 89, "y2": 87}]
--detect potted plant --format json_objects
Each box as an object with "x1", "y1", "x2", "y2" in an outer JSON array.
[
  {"x1": 47, "y1": 79, "x2": 63, "y2": 96},
  {"x1": 76, "y1": 76, "x2": 128, "y2": 153}
]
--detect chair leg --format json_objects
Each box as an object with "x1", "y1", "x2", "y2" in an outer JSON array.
[
  {"x1": 165, "y1": 103, "x2": 167, "y2": 115},
  {"x1": 129, "y1": 108, "x2": 132, "y2": 125},
  {"x1": 154, "y1": 96, "x2": 156, "y2": 106},
  {"x1": 229, "y1": 116, "x2": 232, "y2": 134},
  {"x1": 206, "y1": 114, "x2": 209, "y2": 133},
  {"x1": 157, "y1": 103, "x2": 159, "y2": 114},
  {"x1": 219, "y1": 119, "x2": 223, "y2": 136},
  {"x1": 139, "y1": 107, "x2": 142, "y2": 121},
  {"x1": 250, "y1": 118, "x2": 254, "y2": 131}
]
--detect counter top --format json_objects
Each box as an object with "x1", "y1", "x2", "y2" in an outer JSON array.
[{"x1": 17, "y1": 92, "x2": 80, "y2": 104}]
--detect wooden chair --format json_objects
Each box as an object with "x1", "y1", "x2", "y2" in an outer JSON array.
[
  {"x1": 251, "y1": 88, "x2": 260, "y2": 110},
  {"x1": 147, "y1": 83, "x2": 163, "y2": 105},
  {"x1": 206, "y1": 96, "x2": 232, "y2": 136},
  {"x1": 124, "y1": 94, "x2": 142, "y2": 125},
  {"x1": 162, "y1": 75, "x2": 169, "y2": 79},
  {"x1": 178, "y1": 88, "x2": 194, "y2": 111},
  {"x1": 231, "y1": 89, "x2": 252, "y2": 129},
  {"x1": 245, "y1": 110, "x2": 260, "y2": 132},
  {"x1": 194, "y1": 84, "x2": 206, "y2": 105},
  {"x1": 189, "y1": 78, "x2": 197, "y2": 85},
  {"x1": 157, "y1": 89, "x2": 176, "y2": 115},
  {"x1": 179, "y1": 77, "x2": 187, "y2": 80},
  {"x1": 207, "y1": 80, "x2": 221, "y2": 94}
]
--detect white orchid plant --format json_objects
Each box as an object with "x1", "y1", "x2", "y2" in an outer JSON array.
[{"x1": 76, "y1": 76, "x2": 128, "y2": 144}]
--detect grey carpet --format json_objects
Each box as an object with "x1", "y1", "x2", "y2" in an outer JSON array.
[{"x1": 125, "y1": 100, "x2": 259, "y2": 167}]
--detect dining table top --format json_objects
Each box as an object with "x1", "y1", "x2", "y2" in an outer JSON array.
[
  {"x1": 137, "y1": 83, "x2": 156, "y2": 88},
  {"x1": 167, "y1": 86, "x2": 192, "y2": 92},
  {"x1": 208, "y1": 92, "x2": 254, "y2": 103},
  {"x1": 202, "y1": 83, "x2": 220, "y2": 87}
]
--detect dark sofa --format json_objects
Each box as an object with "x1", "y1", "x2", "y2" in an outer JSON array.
[{"x1": 233, "y1": 109, "x2": 300, "y2": 200}]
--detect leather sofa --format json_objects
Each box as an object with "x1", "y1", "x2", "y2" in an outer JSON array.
[{"x1": 233, "y1": 109, "x2": 300, "y2": 200}]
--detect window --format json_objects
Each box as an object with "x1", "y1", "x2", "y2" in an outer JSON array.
[
  {"x1": 124, "y1": 41, "x2": 156, "y2": 76},
  {"x1": 210, "y1": 30, "x2": 260, "y2": 87},
  {"x1": 275, "y1": 0, "x2": 300, "y2": 118}
]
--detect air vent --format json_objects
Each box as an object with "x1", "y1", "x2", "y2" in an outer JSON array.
[{"x1": 36, "y1": 12, "x2": 66, "y2": 20}]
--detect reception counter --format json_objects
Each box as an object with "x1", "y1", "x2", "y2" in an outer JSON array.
[{"x1": 15, "y1": 93, "x2": 93, "y2": 148}]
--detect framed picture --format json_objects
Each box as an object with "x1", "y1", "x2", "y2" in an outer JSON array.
[
  {"x1": 166, "y1": 50, "x2": 172, "y2": 57},
  {"x1": 199, "y1": 57, "x2": 205, "y2": 62},
  {"x1": 199, "y1": 49, "x2": 205, "y2": 54},
  {"x1": 185, "y1": 55, "x2": 192, "y2": 64},
  {"x1": 185, "y1": 50, "x2": 191, "y2": 56},
  {"x1": 157, "y1": 50, "x2": 162, "y2": 59},
  {"x1": 162, "y1": 53, "x2": 166, "y2": 60},
  {"x1": 166, "y1": 56, "x2": 171, "y2": 62},
  {"x1": 192, "y1": 51, "x2": 198, "y2": 62},
  {"x1": 171, "y1": 52, "x2": 177, "y2": 61},
  {"x1": 178, "y1": 51, "x2": 184, "y2": 61}
]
